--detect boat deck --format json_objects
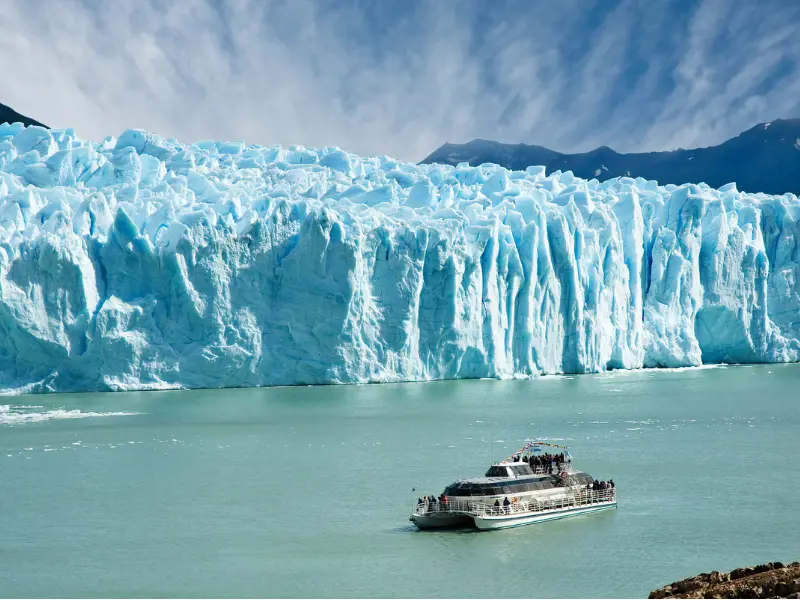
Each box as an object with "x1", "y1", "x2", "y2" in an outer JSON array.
[{"x1": 412, "y1": 488, "x2": 616, "y2": 520}]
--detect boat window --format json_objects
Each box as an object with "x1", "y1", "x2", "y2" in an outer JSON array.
[
  {"x1": 510, "y1": 465, "x2": 533, "y2": 477},
  {"x1": 485, "y1": 466, "x2": 509, "y2": 478}
]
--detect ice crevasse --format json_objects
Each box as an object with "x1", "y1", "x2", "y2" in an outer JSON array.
[{"x1": 0, "y1": 123, "x2": 798, "y2": 394}]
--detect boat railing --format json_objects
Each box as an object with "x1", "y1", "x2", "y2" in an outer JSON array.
[
  {"x1": 411, "y1": 488, "x2": 615, "y2": 518},
  {"x1": 528, "y1": 462, "x2": 572, "y2": 475}
]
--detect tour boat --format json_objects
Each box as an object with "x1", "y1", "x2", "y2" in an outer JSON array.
[{"x1": 409, "y1": 441, "x2": 616, "y2": 531}]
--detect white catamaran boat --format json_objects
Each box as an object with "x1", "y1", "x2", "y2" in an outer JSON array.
[{"x1": 410, "y1": 441, "x2": 616, "y2": 531}]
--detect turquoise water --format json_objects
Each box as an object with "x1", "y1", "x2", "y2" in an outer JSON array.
[{"x1": 1, "y1": 364, "x2": 799, "y2": 598}]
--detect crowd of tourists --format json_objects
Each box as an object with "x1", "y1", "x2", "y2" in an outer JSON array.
[
  {"x1": 589, "y1": 479, "x2": 615, "y2": 491},
  {"x1": 511, "y1": 451, "x2": 569, "y2": 474},
  {"x1": 417, "y1": 494, "x2": 449, "y2": 510}
]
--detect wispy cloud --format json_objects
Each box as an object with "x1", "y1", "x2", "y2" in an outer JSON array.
[
  {"x1": 639, "y1": 0, "x2": 800, "y2": 151},
  {"x1": 0, "y1": 0, "x2": 798, "y2": 161}
]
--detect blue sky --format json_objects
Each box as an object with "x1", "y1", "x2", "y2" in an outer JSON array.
[{"x1": 1, "y1": 0, "x2": 799, "y2": 161}]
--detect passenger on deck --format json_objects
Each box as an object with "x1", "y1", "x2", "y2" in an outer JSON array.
[
  {"x1": 418, "y1": 497, "x2": 423, "y2": 505},
  {"x1": 502, "y1": 496, "x2": 511, "y2": 514},
  {"x1": 609, "y1": 479, "x2": 615, "y2": 488}
]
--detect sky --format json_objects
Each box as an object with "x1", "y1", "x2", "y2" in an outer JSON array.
[{"x1": 1, "y1": 0, "x2": 799, "y2": 162}]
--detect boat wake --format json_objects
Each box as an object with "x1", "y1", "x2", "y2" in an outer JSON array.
[{"x1": 0, "y1": 405, "x2": 141, "y2": 426}]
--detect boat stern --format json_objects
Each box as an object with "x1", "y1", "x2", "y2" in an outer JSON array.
[{"x1": 409, "y1": 507, "x2": 472, "y2": 529}]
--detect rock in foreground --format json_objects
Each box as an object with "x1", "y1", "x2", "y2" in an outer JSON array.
[{"x1": 650, "y1": 562, "x2": 800, "y2": 598}]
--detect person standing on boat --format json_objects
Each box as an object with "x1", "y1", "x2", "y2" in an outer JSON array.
[{"x1": 502, "y1": 497, "x2": 511, "y2": 514}]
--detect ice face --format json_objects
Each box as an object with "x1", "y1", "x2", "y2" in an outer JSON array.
[{"x1": 0, "y1": 125, "x2": 798, "y2": 393}]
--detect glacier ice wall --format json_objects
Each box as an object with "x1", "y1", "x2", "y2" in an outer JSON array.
[{"x1": 0, "y1": 123, "x2": 798, "y2": 393}]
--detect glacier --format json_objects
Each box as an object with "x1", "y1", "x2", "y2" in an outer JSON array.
[{"x1": 0, "y1": 123, "x2": 798, "y2": 394}]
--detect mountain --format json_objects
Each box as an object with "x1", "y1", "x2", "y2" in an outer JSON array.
[
  {"x1": 421, "y1": 119, "x2": 800, "y2": 196},
  {"x1": 0, "y1": 102, "x2": 46, "y2": 129}
]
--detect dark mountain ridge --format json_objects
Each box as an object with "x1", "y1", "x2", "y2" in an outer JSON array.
[
  {"x1": 0, "y1": 102, "x2": 46, "y2": 129},
  {"x1": 422, "y1": 119, "x2": 800, "y2": 195}
]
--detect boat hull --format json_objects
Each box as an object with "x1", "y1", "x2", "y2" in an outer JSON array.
[
  {"x1": 472, "y1": 500, "x2": 616, "y2": 530},
  {"x1": 410, "y1": 511, "x2": 473, "y2": 529}
]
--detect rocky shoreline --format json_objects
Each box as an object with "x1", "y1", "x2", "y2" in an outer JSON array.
[{"x1": 650, "y1": 562, "x2": 800, "y2": 598}]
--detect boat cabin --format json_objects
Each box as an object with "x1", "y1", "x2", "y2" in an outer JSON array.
[
  {"x1": 485, "y1": 462, "x2": 535, "y2": 478},
  {"x1": 443, "y1": 467, "x2": 593, "y2": 498}
]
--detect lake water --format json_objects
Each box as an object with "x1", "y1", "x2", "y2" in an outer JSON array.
[{"x1": 2, "y1": 364, "x2": 799, "y2": 598}]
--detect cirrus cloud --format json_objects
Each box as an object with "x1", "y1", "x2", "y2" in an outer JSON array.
[{"x1": 0, "y1": 0, "x2": 798, "y2": 161}]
